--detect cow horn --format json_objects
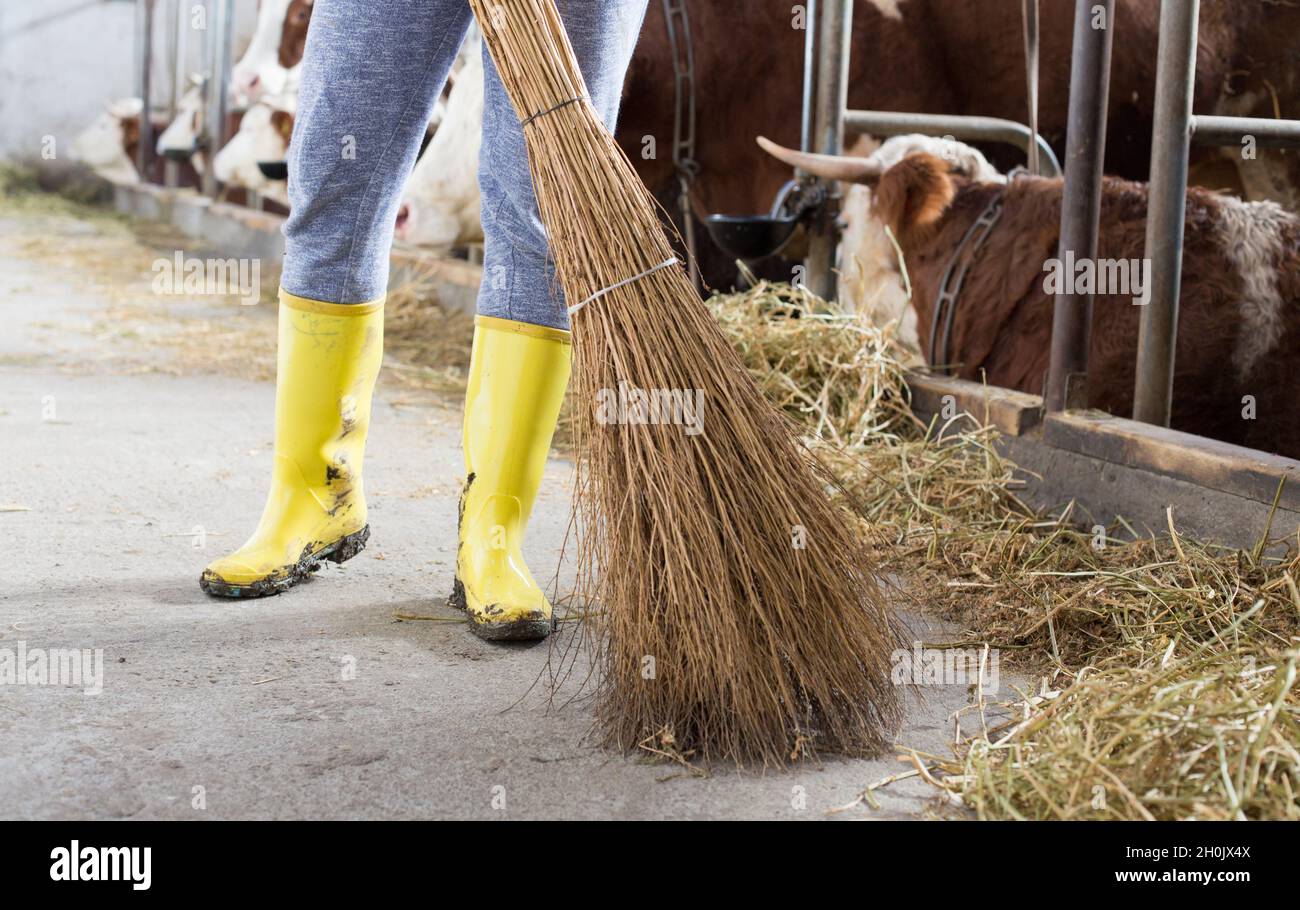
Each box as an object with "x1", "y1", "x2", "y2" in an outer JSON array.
[{"x1": 756, "y1": 135, "x2": 883, "y2": 184}]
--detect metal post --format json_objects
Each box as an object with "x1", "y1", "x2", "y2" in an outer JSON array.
[
  {"x1": 166, "y1": 0, "x2": 188, "y2": 188},
  {"x1": 1191, "y1": 115, "x2": 1300, "y2": 149},
  {"x1": 1045, "y1": 0, "x2": 1115, "y2": 411},
  {"x1": 135, "y1": 0, "x2": 156, "y2": 180},
  {"x1": 1134, "y1": 0, "x2": 1199, "y2": 426},
  {"x1": 803, "y1": 0, "x2": 851, "y2": 300},
  {"x1": 203, "y1": 0, "x2": 233, "y2": 198},
  {"x1": 799, "y1": 0, "x2": 816, "y2": 156}
]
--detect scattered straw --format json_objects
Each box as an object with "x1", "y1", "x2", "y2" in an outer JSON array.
[{"x1": 713, "y1": 278, "x2": 1300, "y2": 819}]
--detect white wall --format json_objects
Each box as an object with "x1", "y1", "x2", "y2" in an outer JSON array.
[{"x1": 0, "y1": 0, "x2": 257, "y2": 164}]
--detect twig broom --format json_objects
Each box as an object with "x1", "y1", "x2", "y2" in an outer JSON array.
[{"x1": 470, "y1": 0, "x2": 905, "y2": 764}]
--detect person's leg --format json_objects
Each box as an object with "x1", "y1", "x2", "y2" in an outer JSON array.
[
  {"x1": 282, "y1": 0, "x2": 474, "y2": 304},
  {"x1": 454, "y1": 0, "x2": 650, "y2": 639},
  {"x1": 202, "y1": 0, "x2": 473, "y2": 597},
  {"x1": 475, "y1": 0, "x2": 650, "y2": 329}
]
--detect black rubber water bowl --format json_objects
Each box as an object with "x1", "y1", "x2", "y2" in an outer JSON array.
[
  {"x1": 257, "y1": 160, "x2": 289, "y2": 180},
  {"x1": 704, "y1": 213, "x2": 799, "y2": 261}
]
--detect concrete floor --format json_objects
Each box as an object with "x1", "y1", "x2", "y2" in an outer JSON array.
[{"x1": 0, "y1": 206, "x2": 983, "y2": 819}]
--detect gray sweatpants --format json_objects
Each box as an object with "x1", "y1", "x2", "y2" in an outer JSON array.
[{"x1": 281, "y1": 0, "x2": 649, "y2": 330}]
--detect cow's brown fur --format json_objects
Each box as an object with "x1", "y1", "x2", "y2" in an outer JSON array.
[
  {"x1": 883, "y1": 161, "x2": 1300, "y2": 458},
  {"x1": 278, "y1": 0, "x2": 314, "y2": 69}
]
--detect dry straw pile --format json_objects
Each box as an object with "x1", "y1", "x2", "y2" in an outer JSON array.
[
  {"x1": 470, "y1": 0, "x2": 904, "y2": 764},
  {"x1": 712, "y1": 279, "x2": 1300, "y2": 819}
]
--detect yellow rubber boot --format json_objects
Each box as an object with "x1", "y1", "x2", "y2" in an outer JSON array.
[
  {"x1": 451, "y1": 315, "x2": 571, "y2": 640},
  {"x1": 200, "y1": 291, "x2": 384, "y2": 597}
]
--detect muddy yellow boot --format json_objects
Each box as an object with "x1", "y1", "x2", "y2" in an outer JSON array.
[
  {"x1": 450, "y1": 316, "x2": 571, "y2": 640},
  {"x1": 200, "y1": 291, "x2": 384, "y2": 597}
]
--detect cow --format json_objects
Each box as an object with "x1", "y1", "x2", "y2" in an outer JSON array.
[
  {"x1": 759, "y1": 134, "x2": 1300, "y2": 460},
  {"x1": 70, "y1": 99, "x2": 201, "y2": 187},
  {"x1": 394, "y1": 28, "x2": 484, "y2": 250},
  {"x1": 212, "y1": 95, "x2": 297, "y2": 207},
  {"x1": 70, "y1": 98, "x2": 147, "y2": 184},
  {"x1": 617, "y1": 0, "x2": 1300, "y2": 290},
  {"x1": 156, "y1": 79, "x2": 210, "y2": 173},
  {"x1": 230, "y1": 0, "x2": 312, "y2": 106}
]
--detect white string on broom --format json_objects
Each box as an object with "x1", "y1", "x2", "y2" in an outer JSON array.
[
  {"x1": 567, "y1": 257, "x2": 679, "y2": 315},
  {"x1": 514, "y1": 93, "x2": 680, "y2": 317}
]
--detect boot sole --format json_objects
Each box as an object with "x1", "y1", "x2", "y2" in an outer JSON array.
[
  {"x1": 448, "y1": 577, "x2": 552, "y2": 641},
  {"x1": 199, "y1": 525, "x2": 371, "y2": 599}
]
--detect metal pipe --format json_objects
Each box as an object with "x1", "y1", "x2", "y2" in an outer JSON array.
[
  {"x1": 843, "y1": 109, "x2": 1063, "y2": 177},
  {"x1": 199, "y1": 0, "x2": 216, "y2": 197},
  {"x1": 799, "y1": 0, "x2": 816, "y2": 156},
  {"x1": 204, "y1": 0, "x2": 233, "y2": 199},
  {"x1": 1021, "y1": 0, "x2": 1040, "y2": 176},
  {"x1": 1133, "y1": 0, "x2": 1199, "y2": 427},
  {"x1": 166, "y1": 0, "x2": 189, "y2": 188},
  {"x1": 169, "y1": 0, "x2": 183, "y2": 116},
  {"x1": 803, "y1": 0, "x2": 851, "y2": 300},
  {"x1": 1191, "y1": 114, "x2": 1300, "y2": 149},
  {"x1": 1045, "y1": 0, "x2": 1115, "y2": 412},
  {"x1": 135, "y1": 0, "x2": 156, "y2": 180}
]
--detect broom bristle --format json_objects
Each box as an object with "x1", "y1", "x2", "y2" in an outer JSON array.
[{"x1": 473, "y1": 0, "x2": 906, "y2": 764}]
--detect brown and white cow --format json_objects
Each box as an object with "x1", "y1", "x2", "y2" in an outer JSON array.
[
  {"x1": 71, "y1": 98, "x2": 201, "y2": 188},
  {"x1": 71, "y1": 98, "x2": 148, "y2": 184},
  {"x1": 760, "y1": 134, "x2": 1300, "y2": 459},
  {"x1": 156, "y1": 80, "x2": 210, "y2": 172},
  {"x1": 621, "y1": 0, "x2": 1300, "y2": 289},
  {"x1": 212, "y1": 94, "x2": 297, "y2": 207},
  {"x1": 230, "y1": 0, "x2": 313, "y2": 105}
]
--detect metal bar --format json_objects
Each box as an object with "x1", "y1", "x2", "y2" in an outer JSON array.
[
  {"x1": 135, "y1": 0, "x2": 156, "y2": 180},
  {"x1": 199, "y1": 0, "x2": 216, "y2": 197},
  {"x1": 843, "y1": 109, "x2": 1063, "y2": 177},
  {"x1": 1191, "y1": 114, "x2": 1300, "y2": 149},
  {"x1": 1134, "y1": 0, "x2": 1199, "y2": 427},
  {"x1": 166, "y1": 0, "x2": 188, "y2": 188},
  {"x1": 804, "y1": 0, "x2": 852, "y2": 300},
  {"x1": 1021, "y1": 0, "x2": 1040, "y2": 175},
  {"x1": 169, "y1": 0, "x2": 183, "y2": 116},
  {"x1": 204, "y1": 0, "x2": 233, "y2": 199},
  {"x1": 799, "y1": 0, "x2": 816, "y2": 156},
  {"x1": 1045, "y1": 0, "x2": 1115, "y2": 412}
]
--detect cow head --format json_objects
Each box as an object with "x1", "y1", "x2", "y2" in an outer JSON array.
[
  {"x1": 212, "y1": 96, "x2": 296, "y2": 205},
  {"x1": 70, "y1": 98, "x2": 145, "y2": 184},
  {"x1": 230, "y1": 0, "x2": 312, "y2": 106},
  {"x1": 156, "y1": 78, "x2": 208, "y2": 170},
  {"x1": 758, "y1": 134, "x2": 1003, "y2": 356}
]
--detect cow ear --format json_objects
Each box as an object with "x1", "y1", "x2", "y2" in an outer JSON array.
[
  {"x1": 872, "y1": 152, "x2": 955, "y2": 236},
  {"x1": 269, "y1": 110, "x2": 294, "y2": 142}
]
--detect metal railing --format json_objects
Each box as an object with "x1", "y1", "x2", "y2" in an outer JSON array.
[
  {"x1": 803, "y1": 0, "x2": 1061, "y2": 300},
  {"x1": 134, "y1": 0, "x2": 235, "y2": 198},
  {"x1": 1044, "y1": 0, "x2": 1113, "y2": 412},
  {"x1": 1134, "y1": 0, "x2": 1300, "y2": 426}
]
